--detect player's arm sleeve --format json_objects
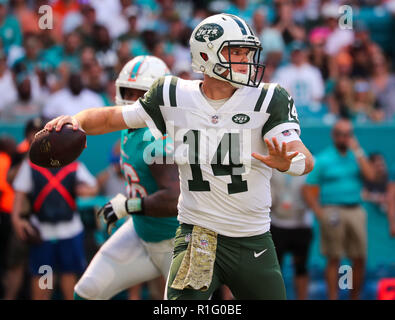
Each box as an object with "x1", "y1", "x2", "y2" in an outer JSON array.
[
  {"x1": 12, "y1": 160, "x2": 33, "y2": 193},
  {"x1": 261, "y1": 85, "x2": 301, "y2": 141},
  {"x1": 122, "y1": 77, "x2": 167, "y2": 139},
  {"x1": 274, "y1": 129, "x2": 301, "y2": 145},
  {"x1": 76, "y1": 162, "x2": 97, "y2": 187},
  {"x1": 122, "y1": 103, "x2": 147, "y2": 128}
]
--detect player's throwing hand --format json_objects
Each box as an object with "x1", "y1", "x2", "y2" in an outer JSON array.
[
  {"x1": 252, "y1": 137, "x2": 299, "y2": 172},
  {"x1": 45, "y1": 115, "x2": 81, "y2": 132}
]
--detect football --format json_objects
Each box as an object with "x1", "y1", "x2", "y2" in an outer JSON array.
[{"x1": 29, "y1": 124, "x2": 86, "y2": 168}]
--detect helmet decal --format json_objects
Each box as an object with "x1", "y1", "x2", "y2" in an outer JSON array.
[
  {"x1": 129, "y1": 56, "x2": 146, "y2": 82},
  {"x1": 225, "y1": 14, "x2": 248, "y2": 35},
  {"x1": 194, "y1": 23, "x2": 224, "y2": 42}
]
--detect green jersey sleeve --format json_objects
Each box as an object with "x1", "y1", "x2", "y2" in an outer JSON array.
[
  {"x1": 137, "y1": 77, "x2": 166, "y2": 138},
  {"x1": 261, "y1": 85, "x2": 300, "y2": 140}
]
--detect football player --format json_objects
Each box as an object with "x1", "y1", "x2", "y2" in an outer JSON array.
[
  {"x1": 47, "y1": 13, "x2": 314, "y2": 300},
  {"x1": 73, "y1": 56, "x2": 180, "y2": 300}
]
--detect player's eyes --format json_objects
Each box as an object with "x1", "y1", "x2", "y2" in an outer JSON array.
[
  {"x1": 231, "y1": 49, "x2": 252, "y2": 56},
  {"x1": 231, "y1": 50, "x2": 243, "y2": 55}
]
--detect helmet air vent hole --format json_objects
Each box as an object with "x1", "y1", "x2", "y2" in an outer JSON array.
[{"x1": 200, "y1": 52, "x2": 208, "y2": 61}]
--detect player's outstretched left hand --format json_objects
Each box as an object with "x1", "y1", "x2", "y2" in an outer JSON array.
[{"x1": 252, "y1": 137, "x2": 299, "y2": 172}]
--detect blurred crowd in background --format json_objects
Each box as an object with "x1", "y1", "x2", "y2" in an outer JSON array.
[
  {"x1": 0, "y1": 0, "x2": 394, "y2": 124},
  {"x1": 0, "y1": 0, "x2": 395, "y2": 300}
]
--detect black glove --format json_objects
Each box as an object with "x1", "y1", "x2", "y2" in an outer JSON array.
[
  {"x1": 97, "y1": 194, "x2": 143, "y2": 235},
  {"x1": 97, "y1": 201, "x2": 119, "y2": 235}
]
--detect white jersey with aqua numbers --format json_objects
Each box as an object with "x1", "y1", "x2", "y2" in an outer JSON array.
[{"x1": 122, "y1": 76, "x2": 301, "y2": 237}]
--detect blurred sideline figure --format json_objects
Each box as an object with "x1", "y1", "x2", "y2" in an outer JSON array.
[
  {"x1": 270, "y1": 169, "x2": 313, "y2": 300},
  {"x1": 362, "y1": 153, "x2": 389, "y2": 214},
  {"x1": 11, "y1": 118, "x2": 98, "y2": 299},
  {"x1": 2, "y1": 118, "x2": 43, "y2": 300},
  {"x1": 74, "y1": 55, "x2": 180, "y2": 300},
  {"x1": 304, "y1": 118, "x2": 375, "y2": 300},
  {"x1": 0, "y1": 135, "x2": 16, "y2": 299}
]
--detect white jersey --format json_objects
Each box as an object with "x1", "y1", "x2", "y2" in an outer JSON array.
[{"x1": 123, "y1": 76, "x2": 301, "y2": 237}]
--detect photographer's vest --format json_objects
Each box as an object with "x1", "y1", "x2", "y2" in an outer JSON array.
[{"x1": 29, "y1": 161, "x2": 78, "y2": 223}]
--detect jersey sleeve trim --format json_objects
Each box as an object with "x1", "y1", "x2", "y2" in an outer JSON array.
[
  {"x1": 163, "y1": 76, "x2": 178, "y2": 108},
  {"x1": 137, "y1": 100, "x2": 166, "y2": 139},
  {"x1": 169, "y1": 76, "x2": 178, "y2": 107},
  {"x1": 156, "y1": 77, "x2": 165, "y2": 106},
  {"x1": 254, "y1": 83, "x2": 276, "y2": 112},
  {"x1": 133, "y1": 77, "x2": 168, "y2": 139},
  {"x1": 261, "y1": 84, "x2": 300, "y2": 138}
]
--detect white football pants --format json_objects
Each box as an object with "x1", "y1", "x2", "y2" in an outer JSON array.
[{"x1": 74, "y1": 218, "x2": 174, "y2": 300}]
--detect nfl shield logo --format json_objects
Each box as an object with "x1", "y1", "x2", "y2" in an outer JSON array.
[
  {"x1": 200, "y1": 239, "x2": 208, "y2": 247},
  {"x1": 211, "y1": 115, "x2": 219, "y2": 124}
]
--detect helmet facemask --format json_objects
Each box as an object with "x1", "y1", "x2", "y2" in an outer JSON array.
[
  {"x1": 214, "y1": 40, "x2": 265, "y2": 88},
  {"x1": 116, "y1": 86, "x2": 146, "y2": 105}
]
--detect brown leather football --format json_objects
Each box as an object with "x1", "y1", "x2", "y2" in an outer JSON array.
[{"x1": 29, "y1": 124, "x2": 86, "y2": 168}]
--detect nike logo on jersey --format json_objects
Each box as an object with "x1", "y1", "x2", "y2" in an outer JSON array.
[{"x1": 254, "y1": 249, "x2": 267, "y2": 258}]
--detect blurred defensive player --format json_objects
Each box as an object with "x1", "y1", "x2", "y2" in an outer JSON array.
[
  {"x1": 74, "y1": 56, "x2": 180, "y2": 300},
  {"x1": 47, "y1": 13, "x2": 314, "y2": 300}
]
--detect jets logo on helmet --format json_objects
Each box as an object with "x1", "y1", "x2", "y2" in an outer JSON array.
[
  {"x1": 194, "y1": 23, "x2": 224, "y2": 42},
  {"x1": 190, "y1": 13, "x2": 265, "y2": 88},
  {"x1": 115, "y1": 55, "x2": 170, "y2": 105}
]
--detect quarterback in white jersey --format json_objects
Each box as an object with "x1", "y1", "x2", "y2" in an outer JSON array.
[
  {"x1": 46, "y1": 13, "x2": 314, "y2": 300},
  {"x1": 122, "y1": 76, "x2": 302, "y2": 237}
]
